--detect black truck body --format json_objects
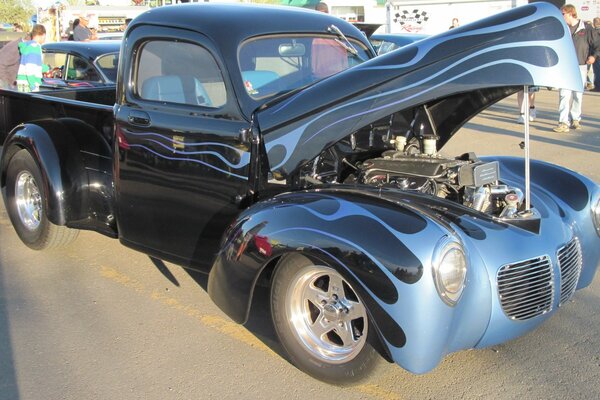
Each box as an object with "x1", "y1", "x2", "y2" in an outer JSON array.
[{"x1": 2, "y1": 3, "x2": 599, "y2": 385}]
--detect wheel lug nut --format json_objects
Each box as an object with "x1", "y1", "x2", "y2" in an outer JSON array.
[
  {"x1": 332, "y1": 294, "x2": 338, "y2": 300},
  {"x1": 321, "y1": 300, "x2": 327, "y2": 305},
  {"x1": 343, "y1": 307, "x2": 349, "y2": 314}
]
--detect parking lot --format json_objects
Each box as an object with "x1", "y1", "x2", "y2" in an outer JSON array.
[{"x1": 1, "y1": 89, "x2": 600, "y2": 399}]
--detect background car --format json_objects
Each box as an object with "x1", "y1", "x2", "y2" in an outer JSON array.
[
  {"x1": 370, "y1": 33, "x2": 429, "y2": 55},
  {"x1": 96, "y1": 32, "x2": 124, "y2": 40},
  {"x1": 41, "y1": 40, "x2": 120, "y2": 89}
]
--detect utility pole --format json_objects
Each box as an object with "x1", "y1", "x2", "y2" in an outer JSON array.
[{"x1": 385, "y1": 0, "x2": 392, "y2": 33}]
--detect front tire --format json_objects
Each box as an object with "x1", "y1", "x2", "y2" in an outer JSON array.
[
  {"x1": 5, "y1": 149, "x2": 79, "y2": 250},
  {"x1": 271, "y1": 254, "x2": 382, "y2": 384}
]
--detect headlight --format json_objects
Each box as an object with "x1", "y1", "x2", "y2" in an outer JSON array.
[
  {"x1": 593, "y1": 196, "x2": 600, "y2": 237},
  {"x1": 432, "y1": 237, "x2": 468, "y2": 306}
]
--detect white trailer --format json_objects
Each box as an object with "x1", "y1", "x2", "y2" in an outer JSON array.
[{"x1": 385, "y1": 0, "x2": 528, "y2": 35}]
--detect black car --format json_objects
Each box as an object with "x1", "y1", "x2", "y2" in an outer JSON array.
[{"x1": 42, "y1": 40, "x2": 120, "y2": 89}]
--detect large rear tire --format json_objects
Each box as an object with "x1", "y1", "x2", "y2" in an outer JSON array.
[
  {"x1": 271, "y1": 254, "x2": 382, "y2": 384},
  {"x1": 5, "y1": 149, "x2": 79, "y2": 250}
]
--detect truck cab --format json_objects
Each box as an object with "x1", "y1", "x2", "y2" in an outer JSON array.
[{"x1": 112, "y1": 4, "x2": 373, "y2": 266}]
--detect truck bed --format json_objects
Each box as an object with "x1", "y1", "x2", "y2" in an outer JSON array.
[{"x1": 0, "y1": 87, "x2": 115, "y2": 145}]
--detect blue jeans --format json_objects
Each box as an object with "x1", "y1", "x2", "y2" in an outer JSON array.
[
  {"x1": 594, "y1": 60, "x2": 600, "y2": 90},
  {"x1": 558, "y1": 65, "x2": 587, "y2": 124}
]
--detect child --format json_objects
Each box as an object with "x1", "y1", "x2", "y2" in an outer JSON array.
[{"x1": 16, "y1": 24, "x2": 49, "y2": 92}]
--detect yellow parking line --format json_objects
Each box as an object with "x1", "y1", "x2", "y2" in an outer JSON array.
[
  {"x1": 150, "y1": 290, "x2": 274, "y2": 353},
  {"x1": 100, "y1": 265, "x2": 274, "y2": 353},
  {"x1": 100, "y1": 265, "x2": 146, "y2": 292},
  {"x1": 99, "y1": 265, "x2": 399, "y2": 399},
  {"x1": 355, "y1": 385, "x2": 403, "y2": 400}
]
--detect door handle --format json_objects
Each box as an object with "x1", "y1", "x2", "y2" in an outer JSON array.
[{"x1": 128, "y1": 110, "x2": 151, "y2": 126}]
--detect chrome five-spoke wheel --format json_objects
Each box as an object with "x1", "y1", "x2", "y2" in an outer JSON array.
[
  {"x1": 6, "y1": 149, "x2": 79, "y2": 249},
  {"x1": 271, "y1": 254, "x2": 381, "y2": 384},
  {"x1": 15, "y1": 170, "x2": 43, "y2": 231},
  {"x1": 286, "y1": 265, "x2": 368, "y2": 363}
]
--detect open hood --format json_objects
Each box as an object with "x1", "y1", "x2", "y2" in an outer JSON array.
[{"x1": 258, "y1": 3, "x2": 581, "y2": 178}]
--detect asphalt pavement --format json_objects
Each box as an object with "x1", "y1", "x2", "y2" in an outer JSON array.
[
  {"x1": 444, "y1": 88, "x2": 600, "y2": 183},
  {"x1": 0, "y1": 89, "x2": 599, "y2": 400}
]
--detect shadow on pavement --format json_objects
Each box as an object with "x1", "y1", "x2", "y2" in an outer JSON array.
[
  {"x1": 149, "y1": 257, "x2": 180, "y2": 287},
  {"x1": 179, "y1": 260, "x2": 287, "y2": 361},
  {"x1": 0, "y1": 243, "x2": 20, "y2": 399}
]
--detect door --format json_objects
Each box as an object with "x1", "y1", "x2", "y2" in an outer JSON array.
[{"x1": 114, "y1": 29, "x2": 251, "y2": 269}]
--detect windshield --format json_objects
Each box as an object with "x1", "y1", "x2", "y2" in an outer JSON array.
[
  {"x1": 238, "y1": 35, "x2": 370, "y2": 100},
  {"x1": 95, "y1": 53, "x2": 119, "y2": 83}
]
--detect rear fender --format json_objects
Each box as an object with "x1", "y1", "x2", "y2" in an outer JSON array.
[
  {"x1": 1, "y1": 118, "x2": 116, "y2": 236},
  {"x1": 208, "y1": 189, "x2": 447, "y2": 359}
]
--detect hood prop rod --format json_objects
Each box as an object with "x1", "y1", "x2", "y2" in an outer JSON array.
[{"x1": 523, "y1": 85, "x2": 531, "y2": 211}]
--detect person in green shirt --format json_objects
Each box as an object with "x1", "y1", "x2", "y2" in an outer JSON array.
[{"x1": 16, "y1": 24, "x2": 49, "y2": 92}]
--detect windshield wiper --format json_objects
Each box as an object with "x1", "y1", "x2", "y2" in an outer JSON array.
[{"x1": 327, "y1": 24, "x2": 362, "y2": 59}]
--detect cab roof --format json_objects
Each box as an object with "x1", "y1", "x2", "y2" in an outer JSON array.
[
  {"x1": 130, "y1": 3, "x2": 370, "y2": 48},
  {"x1": 127, "y1": 3, "x2": 373, "y2": 120}
]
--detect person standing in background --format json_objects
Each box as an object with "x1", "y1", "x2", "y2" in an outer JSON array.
[
  {"x1": 553, "y1": 4, "x2": 598, "y2": 133},
  {"x1": 73, "y1": 15, "x2": 97, "y2": 41},
  {"x1": 68, "y1": 19, "x2": 80, "y2": 41},
  {"x1": 593, "y1": 17, "x2": 600, "y2": 91},
  {"x1": 449, "y1": 18, "x2": 460, "y2": 29},
  {"x1": 585, "y1": 20, "x2": 595, "y2": 90},
  {"x1": 123, "y1": 18, "x2": 133, "y2": 31},
  {"x1": 0, "y1": 36, "x2": 25, "y2": 89},
  {"x1": 16, "y1": 24, "x2": 48, "y2": 92},
  {"x1": 315, "y1": 2, "x2": 328, "y2": 13},
  {"x1": 516, "y1": 87, "x2": 538, "y2": 124}
]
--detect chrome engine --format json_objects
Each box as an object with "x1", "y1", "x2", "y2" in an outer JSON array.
[
  {"x1": 354, "y1": 143, "x2": 524, "y2": 218},
  {"x1": 298, "y1": 118, "x2": 528, "y2": 218}
]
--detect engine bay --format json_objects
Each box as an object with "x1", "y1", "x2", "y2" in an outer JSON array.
[
  {"x1": 294, "y1": 105, "x2": 527, "y2": 219},
  {"x1": 352, "y1": 150, "x2": 523, "y2": 219}
]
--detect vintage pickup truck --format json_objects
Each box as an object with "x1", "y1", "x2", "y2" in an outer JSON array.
[{"x1": 1, "y1": 3, "x2": 599, "y2": 384}]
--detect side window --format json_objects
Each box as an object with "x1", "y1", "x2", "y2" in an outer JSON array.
[
  {"x1": 135, "y1": 40, "x2": 226, "y2": 108},
  {"x1": 42, "y1": 52, "x2": 67, "y2": 79},
  {"x1": 95, "y1": 53, "x2": 118, "y2": 82},
  {"x1": 66, "y1": 55, "x2": 101, "y2": 82}
]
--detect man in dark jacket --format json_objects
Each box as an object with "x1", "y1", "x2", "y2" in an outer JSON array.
[
  {"x1": 553, "y1": 4, "x2": 599, "y2": 132},
  {"x1": 0, "y1": 38, "x2": 22, "y2": 89},
  {"x1": 593, "y1": 17, "x2": 600, "y2": 91}
]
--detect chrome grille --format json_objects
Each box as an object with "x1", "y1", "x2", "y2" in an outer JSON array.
[
  {"x1": 498, "y1": 256, "x2": 553, "y2": 320},
  {"x1": 557, "y1": 238, "x2": 582, "y2": 306}
]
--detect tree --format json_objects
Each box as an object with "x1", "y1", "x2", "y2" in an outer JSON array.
[{"x1": 0, "y1": 0, "x2": 34, "y2": 30}]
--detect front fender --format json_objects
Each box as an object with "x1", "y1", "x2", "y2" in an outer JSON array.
[
  {"x1": 486, "y1": 156, "x2": 600, "y2": 289},
  {"x1": 0, "y1": 118, "x2": 116, "y2": 236},
  {"x1": 208, "y1": 188, "x2": 491, "y2": 373}
]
